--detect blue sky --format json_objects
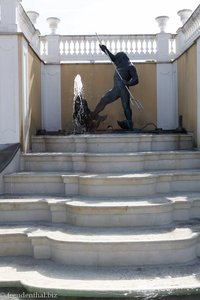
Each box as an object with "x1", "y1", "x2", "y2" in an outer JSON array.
[{"x1": 21, "y1": 0, "x2": 200, "y2": 35}]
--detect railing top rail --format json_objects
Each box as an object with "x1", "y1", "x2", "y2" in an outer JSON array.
[
  {"x1": 182, "y1": 4, "x2": 200, "y2": 32},
  {"x1": 58, "y1": 34, "x2": 158, "y2": 38}
]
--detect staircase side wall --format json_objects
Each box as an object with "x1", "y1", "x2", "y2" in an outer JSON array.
[
  {"x1": 177, "y1": 43, "x2": 197, "y2": 144},
  {"x1": 0, "y1": 148, "x2": 20, "y2": 194},
  {"x1": 18, "y1": 35, "x2": 42, "y2": 151},
  {"x1": 28, "y1": 45, "x2": 42, "y2": 142}
]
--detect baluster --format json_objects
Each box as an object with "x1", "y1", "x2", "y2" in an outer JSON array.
[
  {"x1": 70, "y1": 40, "x2": 74, "y2": 56},
  {"x1": 95, "y1": 40, "x2": 100, "y2": 55},
  {"x1": 88, "y1": 40, "x2": 92, "y2": 56},
  {"x1": 149, "y1": 38, "x2": 153, "y2": 54},
  {"x1": 62, "y1": 38, "x2": 66, "y2": 56},
  {"x1": 153, "y1": 39, "x2": 158, "y2": 53},
  {"x1": 65, "y1": 39, "x2": 70, "y2": 56},
  {"x1": 135, "y1": 38, "x2": 139, "y2": 55},
  {"x1": 59, "y1": 38, "x2": 63, "y2": 55},
  {"x1": 85, "y1": 41, "x2": 89, "y2": 55},
  {"x1": 141, "y1": 39, "x2": 146, "y2": 54},
  {"x1": 80, "y1": 40, "x2": 84, "y2": 55},
  {"x1": 131, "y1": 39, "x2": 135, "y2": 54},
  {"x1": 75, "y1": 40, "x2": 79, "y2": 55},
  {"x1": 123, "y1": 39, "x2": 127, "y2": 53},
  {"x1": 121, "y1": 40, "x2": 126, "y2": 52},
  {"x1": 111, "y1": 40, "x2": 115, "y2": 53},
  {"x1": 126, "y1": 40, "x2": 131, "y2": 54},
  {"x1": 116, "y1": 40, "x2": 120, "y2": 53},
  {"x1": 82, "y1": 40, "x2": 87, "y2": 56},
  {"x1": 90, "y1": 40, "x2": 94, "y2": 55},
  {"x1": 41, "y1": 37, "x2": 47, "y2": 56},
  {"x1": 106, "y1": 40, "x2": 110, "y2": 50}
]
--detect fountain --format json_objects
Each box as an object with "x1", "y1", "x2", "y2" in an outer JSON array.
[{"x1": 72, "y1": 74, "x2": 92, "y2": 134}]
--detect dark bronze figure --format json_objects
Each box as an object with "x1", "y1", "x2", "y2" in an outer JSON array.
[{"x1": 91, "y1": 44, "x2": 139, "y2": 130}]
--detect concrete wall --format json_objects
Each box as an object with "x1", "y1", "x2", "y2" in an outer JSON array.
[
  {"x1": 177, "y1": 44, "x2": 197, "y2": 143},
  {"x1": 61, "y1": 63, "x2": 157, "y2": 131}
]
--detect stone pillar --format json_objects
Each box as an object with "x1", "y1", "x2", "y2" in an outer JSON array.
[
  {"x1": 155, "y1": 16, "x2": 170, "y2": 62},
  {"x1": 156, "y1": 33, "x2": 171, "y2": 62},
  {"x1": 156, "y1": 63, "x2": 178, "y2": 130},
  {"x1": 155, "y1": 15, "x2": 177, "y2": 129},
  {"x1": 41, "y1": 17, "x2": 62, "y2": 131},
  {"x1": 0, "y1": 0, "x2": 19, "y2": 32},
  {"x1": 45, "y1": 17, "x2": 61, "y2": 63},
  {"x1": 41, "y1": 64, "x2": 61, "y2": 131}
]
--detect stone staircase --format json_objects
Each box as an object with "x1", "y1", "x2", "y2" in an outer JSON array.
[{"x1": 1, "y1": 133, "x2": 200, "y2": 298}]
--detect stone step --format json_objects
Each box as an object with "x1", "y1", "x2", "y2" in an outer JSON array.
[
  {"x1": 4, "y1": 172, "x2": 65, "y2": 195},
  {"x1": 1, "y1": 256, "x2": 200, "y2": 298},
  {"x1": 22, "y1": 150, "x2": 200, "y2": 173},
  {"x1": 31, "y1": 133, "x2": 193, "y2": 153},
  {"x1": 0, "y1": 193, "x2": 200, "y2": 227},
  {"x1": 4, "y1": 169, "x2": 200, "y2": 197},
  {"x1": 64, "y1": 169, "x2": 200, "y2": 197},
  {"x1": 61, "y1": 193, "x2": 200, "y2": 227},
  {"x1": 0, "y1": 225, "x2": 198, "y2": 267}
]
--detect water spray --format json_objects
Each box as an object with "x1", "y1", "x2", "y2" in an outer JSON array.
[{"x1": 73, "y1": 74, "x2": 90, "y2": 134}]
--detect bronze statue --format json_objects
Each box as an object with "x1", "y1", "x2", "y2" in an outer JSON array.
[{"x1": 91, "y1": 44, "x2": 139, "y2": 130}]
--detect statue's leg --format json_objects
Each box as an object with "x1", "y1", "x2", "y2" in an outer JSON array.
[
  {"x1": 92, "y1": 87, "x2": 120, "y2": 117},
  {"x1": 119, "y1": 88, "x2": 133, "y2": 130}
]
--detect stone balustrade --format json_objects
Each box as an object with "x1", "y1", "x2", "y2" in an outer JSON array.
[
  {"x1": 180, "y1": 4, "x2": 200, "y2": 50},
  {"x1": 40, "y1": 33, "x2": 177, "y2": 63},
  {"x1": 41, "y1": 34, "x2": 157, "y2": 62}
]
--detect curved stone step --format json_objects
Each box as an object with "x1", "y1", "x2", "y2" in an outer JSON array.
[
  {"x1": 4, "y1": 169, "x2": 200, "y2": 197},
  {"x1": 65, "y1": 197, "x2": 173, "y2": 227},
  {"x1": 22, "y1": 150, "x2": 200, "y2": 173},
  {"x1": 0, "y1": 192, "x2": 200, "y2": 226},
  {"x1": 1, "y1": 256, "x2": 200, "y2": 298},
  {"x1": 0, "y1": 225, "x2": 198, "y2": 267},
  {"x1": 63, "y1": 169, "x2": 200, "y2": 197},
  {"x1": 31, "y1": 133, "x2": 193, "y2": 153}
]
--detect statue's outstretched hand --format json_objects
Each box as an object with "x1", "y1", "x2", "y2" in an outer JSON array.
[{"x1": 99, "y1": 44, "x2": 107, "y2": 52}]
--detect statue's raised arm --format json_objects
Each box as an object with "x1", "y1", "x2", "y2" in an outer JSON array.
[{"x1": 99, "y1": 44, "x2": 116, "y2": 62}]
